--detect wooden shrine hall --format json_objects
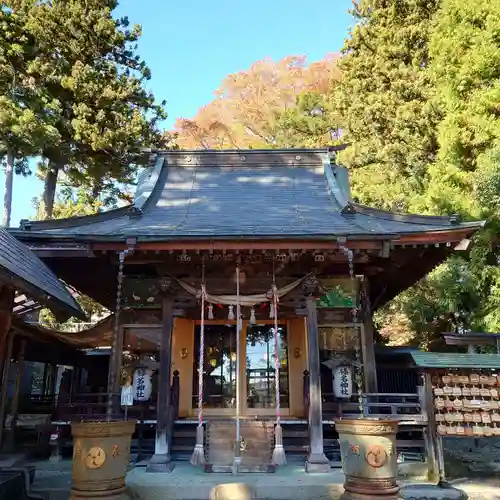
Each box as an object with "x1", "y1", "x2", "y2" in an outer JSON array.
[{"x1": 9, "y1": 148, "x2": 484, "y2": 472}]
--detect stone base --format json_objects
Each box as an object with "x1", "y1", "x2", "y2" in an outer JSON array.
[
  {"x1": 343, "y1": 477, "x2": 399, "y2": 499},
  {"x1": 340, "y1": 492, "x2": 399, "y2": 500},
  {"x1": 146, "y1": 454, "x2": 174, "y2": 473},
  {"x1": 209, "y1": 483, "x2": 254, "y2": 500},
  {"x1": 205, "y1": 464, "x2": 275, "y2": 474},
  {"x1": 70, "y1": 486, "x2": 129, "y2": 499},
  {"x1": 305, "y1": 452, "x2": 331, "y2": 473}
]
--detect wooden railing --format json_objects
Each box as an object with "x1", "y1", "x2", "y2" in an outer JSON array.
[
  {"x1": 301, "y1": 372, "x2": 426, "y2": 422},
  {"x1": 18, "y1": 395, "x2": 56, "y2": 415},
  {"x1": 322, "y1": 392, "x2": 426, "y2": 421},
  {"x1": 54, "y1": 392, "x2": 123, "y2": 421}
]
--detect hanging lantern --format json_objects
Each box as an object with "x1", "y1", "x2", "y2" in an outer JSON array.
[
  {"x1": 208, "y1": 304, "x2": 214, "y2": 320},
  {"x1": 249, "y1": 307, "x2": 256, "y2": 325},
  {"x1": 133, "y1": 366, "x2": 153, "y2": 402},
  {"x1": 333, "y1": 365, "x2": 353, "y2": 399},
  {"x1": 269, "y1": 302, "x2": 275, "y2": 319},
  {"x1": 228, "y1": 305, "x2": 235, "y2": 320}
]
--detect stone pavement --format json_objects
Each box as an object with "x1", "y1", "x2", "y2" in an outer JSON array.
[{"x1": 25, "y1": 460, "x2": 500, "y2": 500}]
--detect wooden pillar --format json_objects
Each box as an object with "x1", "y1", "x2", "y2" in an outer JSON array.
[
  {"x1": 147, "y1": 290, "x2": 175, "y2": 473},
  {"x1": 360, "y1": 278, "x2": 378, "y2": 393},
  {"x1": 114, "y1": 325, "x2": 125, "y2": 392},
  {"x1": 6, "y1": 338, "x2": 26, "y2": 451},
  {"x1": 422, "y1": 372, "x2": 439, "y2": 482},
  {"x1": 0, "y1": 330, "x2": 14, "y2": 449},
  {"x1": 303, "y1": 278, "x2": 330, "y2": 473},
  {"x1": 0, "y1": 285, "x2": 15, "y2": 379}
]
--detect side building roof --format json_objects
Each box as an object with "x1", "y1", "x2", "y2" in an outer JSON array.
[
  {"x1": 0, "y1": 228, "x2": 85, "y2": 320},
  {"x1": 10, "y1": 149, "x2": 484, "y2": 242}
]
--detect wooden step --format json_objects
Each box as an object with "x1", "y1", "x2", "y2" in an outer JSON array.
[
  {"x1": 173, "y1": 431, "x2": 197, "y2": 438},
  {"x1": 206, "y1": 420, "x2": 274, "y2": 470},
  {"x1": 282, "y1": 430, "x2": 308, "y2": 438}
]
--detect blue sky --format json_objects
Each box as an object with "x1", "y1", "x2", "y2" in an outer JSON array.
[{"x1": 2, "y1": 0, "x2": 353, "y2": 226}]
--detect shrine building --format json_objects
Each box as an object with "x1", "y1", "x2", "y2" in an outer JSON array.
[{"x1": 6, "y1": 148, "x2": 484, "y2": 471}]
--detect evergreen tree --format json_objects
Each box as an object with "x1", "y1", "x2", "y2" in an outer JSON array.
[
  {"x1": 274, "y1": 92, "x2": 342, "y2": 148},
  {"x1": 0, "y1": 6, "x2": 60, "y2": 225},
  {"x1": 334, "y1": 0, "x2": 441, "y2": 210},
  {"x1": 5, "y1": 0, "x2": 166, "y2": 218},
  {"x1": 423, "y1": 0, "x2": 500, "y2": 220}
]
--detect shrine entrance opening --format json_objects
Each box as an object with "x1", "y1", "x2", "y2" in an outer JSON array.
[{"x1": 191, "y1": 322, "x2": 289, "y2": 417}]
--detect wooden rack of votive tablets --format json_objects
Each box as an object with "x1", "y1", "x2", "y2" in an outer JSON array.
[{"x1": 432, "y1": 370, "x2": 500, "y2": 437}]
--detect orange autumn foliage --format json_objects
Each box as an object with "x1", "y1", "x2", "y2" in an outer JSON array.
[{"x1": 174, "y1": 54, "x2": 340, "y2": 149}]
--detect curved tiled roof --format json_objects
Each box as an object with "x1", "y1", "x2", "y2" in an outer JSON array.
[
  {"x1": 10, "y1": 149, "x2": 484, "y2": 242},
  {"x1": 0, "y1": 228, "x2": 85, "y2": 320}
]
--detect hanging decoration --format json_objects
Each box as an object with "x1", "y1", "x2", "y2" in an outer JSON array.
[
  {"x1": 107, "y1": 245, "x2": 134, "y2": 420},
  {"x1": 228, "y1": 305, "x2": 235, "y2": 320},
  {"x1": 269, "y1": 301, "x2": 275, "y2": 319},
  {"x1": 249, "y1": 307, "x2": 256, "y2": 325},
  {"x1": 339, "y1": 246, "x2": 364, "y2": 414},
  {"x1": 208, "y1": 304, "x2": 214, "y2": 320},
  {"x1": 132, "y1": 366, "x2": 153, "y2": 402},
  {"x1": 232, "y1": 265, "x2": 243, "y2": 473},
  {"x1": 271, "y1": 261, "x2": 287, "y2": 466},
  {"x1": 175, "y1": 274, "x2": 310, "y2": 307},
  {"x1": 333, "y1": 365, "x2": 353, "y2": 399},
  {"x1": 191, "y1": 263, "x2": 207, "y2": 466}
]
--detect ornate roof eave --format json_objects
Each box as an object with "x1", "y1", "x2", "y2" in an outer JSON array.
[{"x1": 9, "y1": 225, "x2": 483, "y2": 251}]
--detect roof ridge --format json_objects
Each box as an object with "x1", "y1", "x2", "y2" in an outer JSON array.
[
  {"x1": 16, "y1": 205, "x2": 131, "y2": 232},
  {"x1": 351, "y1": 204, "x2": 463, "y2": 226}
]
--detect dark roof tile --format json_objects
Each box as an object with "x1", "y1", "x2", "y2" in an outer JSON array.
[
  {"x1": 0, "y1": 228, "x2": 85, "y2": 320},
  {"x1": 10, "y1": 149, "x2": 484, "y2": 241}
]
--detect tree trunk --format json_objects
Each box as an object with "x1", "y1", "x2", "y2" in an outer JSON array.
[
  {"x1": 2, "y1": 151, "x2": 14, "y2": 227},
  {"x1": 43, "y1": 161, "x2": 59, "y2": 219}
]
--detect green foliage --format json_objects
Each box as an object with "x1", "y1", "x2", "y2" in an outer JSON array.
[
  {"x1": 333, "y1": 0, "x2": 441, "y2": 211},
  {"x1": 274, "y1": 92, "x2": 342, "y2": 148},
  {"x1": 369, "y1": 0, "x2": 500, "y2": 347},
  {"x1": 34, "y1": 187, "x2": 110, "y2": 326},
  {"x1": 420, "y1": 0, "x2": 500, "y2": 220},
  {"x1": 2, "y1": 0, "x2": 167, "y2": 218}
]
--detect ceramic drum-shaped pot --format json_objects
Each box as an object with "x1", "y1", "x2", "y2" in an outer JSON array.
[
  {"x1": 70, "y1": 420, "x2": 136, "y2": 500},
  {"x1": 335, "y1": 419, "x2": 399, "y2": 499}
]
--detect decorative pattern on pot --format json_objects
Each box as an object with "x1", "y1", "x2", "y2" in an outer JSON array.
[
  {"x1": 70, "y1": 420, "x2": 136, "y2": 500},
  {"x1": 85, "y1": 447, "x2": 106, "y2": 469},
  {"x1": 336, "y1": 419, "x2": 399, "y2": 499}
]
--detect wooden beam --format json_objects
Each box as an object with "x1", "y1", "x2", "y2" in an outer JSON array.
[
  {"x1": 396, "y1": 228, "x2": 475, "y2": 245},
  {"x1": 92, "y1": 239, "x2": 384, "y2": 252},
  {"x1": 6, "y1": 339, "x2": 26, "y2": 451},
  {"x1": 0, "y1": 330, "x2": 14, "y2": 449},
  {"x1": 0, "y1": 285, "x2": 15, "y2": 378},
  {"x1": 422, "y1": 373, "x2": 439, "y2": 482},
  {"x1": 304, "y1": 293, "x2": 330, "y2": 473},
  {"x1": 147, "y1": 293, "x2": 174, "y2": 473},
  {"x1": 360, "y1": 278, "x2": 378, "y2": 393}
]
